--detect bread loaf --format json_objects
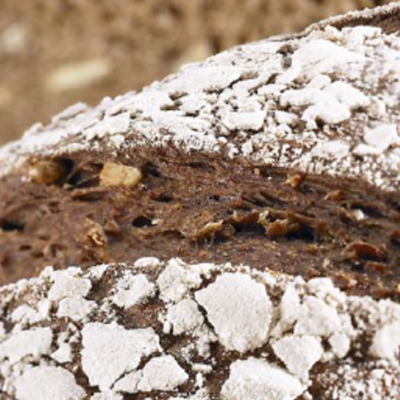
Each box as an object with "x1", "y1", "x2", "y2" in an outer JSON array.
[
  {"x1": 1, "y1": 4, "x2": 400, "y2": 399},
  {"x1": 0, "y1": 0, "x2": 392, "y2": 144}
]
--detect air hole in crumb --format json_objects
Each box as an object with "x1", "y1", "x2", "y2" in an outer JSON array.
[
  {"x1": 132, "y1": 216, "x2": 153, "y2": 228},
  {"x1": 157, "y1": 193, "x2": 173, "y2": 203},
  {"x1": 67, "y1": 160, "x2": 102, "y2": 188},
  {"x1": 60, "y1": 158, "x2": 74, "y2": 174},
  {"x1": 232, "y1": 221, "x2": 264, "y2": 236},
  {"x1": 0, "y1": 219, "x2": 25, "y2": 232},
  {"x1": 32, "y1": 251, "x2": 44, "y2": 259},
  {"x1": 352, "y1": 263, "x2": 365, "y2": 273},
  {"x1": 145, "y1": 163, "x2": 162, "y2": 178},
  {"x1": 209, "y1": 195, "x2": 221, "y2": 202},
  {"x1": 286, "y1": 226, "x2": 316, "y2": 242}
]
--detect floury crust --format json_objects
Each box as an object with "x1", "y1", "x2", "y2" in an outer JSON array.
[
  {"x1": 0, "y1": 0, "x2": 393, "y2": 144},
  {"x1": 0, "y1": 257, "x2": 399, "y2": 399},
  {"x1": 2, "y1": 5, "x2": 400, "y2": 190},
  {"x1": 1, "y1": 6, "x2": 400, "y2": 296}
]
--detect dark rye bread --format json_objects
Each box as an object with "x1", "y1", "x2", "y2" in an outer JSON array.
[
  {"x1": 0, "y1": 0, "x2": 395, "y2": 144},
  {"x1": 1, "y1": 4, "x2": 400, "y2": 400},
  {"x1": 2, "y1": 148, "x2": 400, "y2": 300}
]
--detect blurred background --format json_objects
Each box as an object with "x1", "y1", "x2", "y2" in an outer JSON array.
[{"x1": 0, "y1": 0, "x2": 395, "y2": 145}]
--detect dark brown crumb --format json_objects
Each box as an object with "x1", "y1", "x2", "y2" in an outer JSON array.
[{"x1": 1, "y1": 147, "x2": 400, "y2": 301}]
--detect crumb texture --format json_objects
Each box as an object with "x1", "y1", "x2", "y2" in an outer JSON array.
[{"x1": 0, "y1": 258, "x2": 399, "y2": 399}]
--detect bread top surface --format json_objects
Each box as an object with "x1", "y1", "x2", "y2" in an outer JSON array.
[
  {"x1": 1, "y1": 4, "x2": 400, "y2": 191},
  {"x1": 0, "y1": 257, "x2": 399, "y2": 400}
]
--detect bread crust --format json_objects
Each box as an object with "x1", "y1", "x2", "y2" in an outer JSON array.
[{"x1": 0, "y1": 258, "x2": 399, "y2": 400}]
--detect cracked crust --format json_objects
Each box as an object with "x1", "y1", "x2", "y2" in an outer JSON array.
[
  {"x1": 1, "y1": 5, "x2": 400, "y2": 190},
  {"x1": 0, "y1": 0, "x2": 393, "y2": 145},
  {"x1": 0, "y1": 258, "x2": 399, "y2": 399}
]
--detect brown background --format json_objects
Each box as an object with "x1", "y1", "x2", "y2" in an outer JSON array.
[{"x1": 0, "y1": 0, "x2": 394, "y2": 145}]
